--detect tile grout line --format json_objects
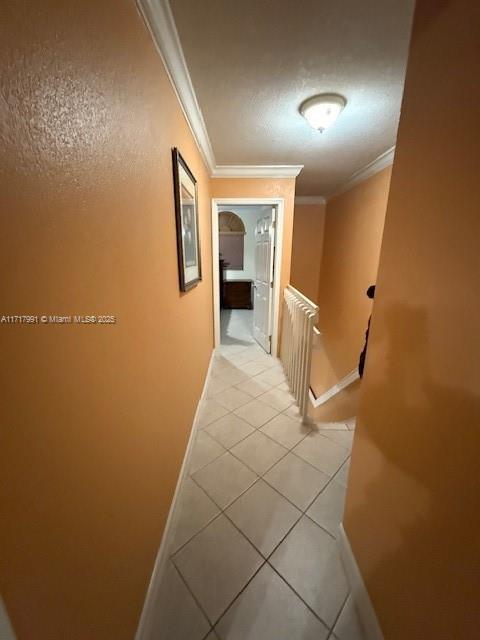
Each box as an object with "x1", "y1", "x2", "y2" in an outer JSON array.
[
  {"x1": 174, "y1": 460, "x2": 347, "y2": 628},
  {"x1": 196, "y1": 390, "x2": 351, "y2": 528},
  {"x1": 197, "y1": 410, "x2": 350, "y2": 512},
  {"x1": 328, "y1": 591, "x2": 351, "y2": 637},
  {"x1": 265, "y1": 559, "x2": 333, "y2": 633},
  {"x1": 172, "y1": 428, "x2": 349, "y2": 559},
  {"x1": 170, "y1": 339, "x2": 353, "y2": 636},
  {"x1": 173, "y1": 480, "x2": 272, "y2": 627},
  {"x1": 199, "y1": 503, "x2": 331, "y2": 633},
  {"x1": 170, "y1": 557, "x2": 215, "y2": 633}
]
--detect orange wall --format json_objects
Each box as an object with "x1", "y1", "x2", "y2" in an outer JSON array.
[
  {"x1": 211, "y1": 177, "x2": 296, "y2": 351},
  {"x1": 290, "y1": 203, "x2": 325, "y2": 304},
  {"x1": 0, "y1": 1, "x2": 213, "y2": 638},
  {"x1": 344, "y1": 1, "x2": 480, "y2": 638},
  {"x1": 310, "y1": 168, "x2": 391, "y2": 398}
]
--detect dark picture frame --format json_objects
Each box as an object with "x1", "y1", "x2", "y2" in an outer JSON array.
[{"x1": 172, "y1": 148, "x2": 202, "y2": 291}]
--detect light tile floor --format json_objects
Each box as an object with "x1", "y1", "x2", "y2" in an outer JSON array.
[{"x1": 149, "y1": 310, "x2": 364, "y2": 639}]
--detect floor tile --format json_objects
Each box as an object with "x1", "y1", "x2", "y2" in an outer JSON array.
[
  {"x1": 189, "y1": 431, "x2": 226, "y2": 474},
  {"x1": 333, "y1": 595, "x2": 366, "y2": 640},
  {"x1": 235, "y1": 377, "x2": 273, "y2": 398},
  {"x1": 319, "y1": 429, "x2": 354, "y2": 450},
  {"x1": 226, "y1": 480, "x2": 301, "y2": 557},
  {"x1": 218, "y1": 343, "x2": 251, "y2": 355},
  {"x1": 192, "y1": 452, "x2": 257, "y2": 508},
  {"x1": 224, "y1": 349, "x2": 259, "y2": 366},
  {"x1": 151, "y1": 310, "x2": 359, "y2": 639},
  {"x1": 215, "y1": 563, "x2": 329, "y2": 640},
  {"x1": 230, "y1": 431, "x2": 288, "y2": 475},
  {"x1": 293, "y1": 433, "x2": 350, "y2": 476},
  {"x1": 170, "y1": 477, "x2": 220, "y2": 553},
  {"x1": 335, "y1": 458, "x2": 351, "y2": 489},
  {"x1": 210, "y1": 366, "x2": 237, "y2": 382},
  {"x1": 250, "y1": 354, "x2": 278, "y2": 369},
  {"x1": 214, "y1": 387, "x2": 252, "y2": 411},
  {"x1": 211, "y1": 357, "x2": 237, "y2": 373},
  {"x1": 206, "y1": 376, "x2": 233, "y2": 397},
  {"x1": 204, "y1": 413, "x2": 255, "y2": 449},
  {"x1": 147, "y1": 560, "x2": 210, "y2": 640},
  {"x1": 173, "y1": 515, "x2": 263, "y2": 624},
  {"x1": 213, "y1": 366, "x2": 250, "y2": 386},
  {"x1": 236, "y1": 344, "x2": 265, "y2": 359},
  {"x1": 306, "y1": 480, "x2": 346, "y2": 538},
  {"x1": 233, "y1": 399, "x2": 279, "y2": 428},
  {"x1": 258, "y1": 387, "x2": 295, "y2": 411},
  {"x1": 260, "y1": 413, "x2": 311, "y2": 449},
  {"x1": 264, "y1": 453, "x2": 330, "y2": 511},
  {"x1": 270, "y1": 516, "x2": 349, "y2": 628},
  {"x1": 238, "y1": 359, "x2": 272, "y2": 376},
  {"x1": 254, "y1": 367, "x2": 286, "y2": 387},
  {"x1": 282, "y1": 404, "x2": 304, "y2": 422},
  {"x1": 197, "y1": 399, "x2": 230, "y2": 429}
]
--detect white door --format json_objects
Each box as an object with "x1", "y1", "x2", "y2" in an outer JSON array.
[{"x1": 253, "y1": 208, "x2": 275, "y2": 353}]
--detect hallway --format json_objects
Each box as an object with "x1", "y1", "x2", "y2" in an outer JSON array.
[{"x1": 150, "y1": 312, "x2": 362, "y2": 639}]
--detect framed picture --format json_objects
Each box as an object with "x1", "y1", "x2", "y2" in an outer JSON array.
[{"x1": 172, "y1": 148, "x2": 202, "y2": 291}]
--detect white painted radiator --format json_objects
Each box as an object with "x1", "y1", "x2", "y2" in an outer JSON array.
[{"x1": 280, "y1": 285, "x2": 319, "y2": 423}]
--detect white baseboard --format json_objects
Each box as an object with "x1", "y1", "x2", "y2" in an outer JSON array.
[
  {"x1": 135, "y1": 350, "x2": 215, "y2": 640},
  {"x1": 0, "y1": 597, "x2": 16, "y2": 640},
  {"x1": 309, "y1": 368, "x2": 359, "y2": 408},
  {"x1": 338, "y1": 523, "x2": 384, "y2": 640}
]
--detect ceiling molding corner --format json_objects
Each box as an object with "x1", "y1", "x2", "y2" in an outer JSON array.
[
  {"x1": 294, "y1": 196, "x2": 326, "y2": 205},
  {"x1": 327, "y1": 145, "x2": 396, "y2": 200},
  {"x1": 213, "y1": 165, "x2": 304, "y2": 179},
  {"x1": 136, "y1": 0, "x2": 216, "y2": 173},
  {"x1": 137, "y1": 1, "x2": 304, "y2": 182}
]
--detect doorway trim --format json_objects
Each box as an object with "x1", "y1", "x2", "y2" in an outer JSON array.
[{"x1": 211, "y1": 197, "x2": 285, "y2": 355}]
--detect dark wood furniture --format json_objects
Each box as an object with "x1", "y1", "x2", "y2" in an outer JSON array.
[{"x1": 222, "y1": 280, "x2": 253, "y2": 309}]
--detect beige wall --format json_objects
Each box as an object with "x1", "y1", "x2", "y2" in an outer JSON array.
[
  {"x1": 310, "y1": 168, "x2": 391, "y2": 399},
  {"x1": 344, "y1": 1, "x2": 480, "y2": 638},
  {"x1": 0, "y1": 1, "x2": 213, "y2": 638},
  {"x1": 290, "y1": 203, "x2": 326, "y2": 304}
]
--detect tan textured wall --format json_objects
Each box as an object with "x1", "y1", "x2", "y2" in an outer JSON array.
[
  {"x1": 344, "y1": 1, "x2": 480, "y2": 638},
  {"x1": 290, "y1": 203, "x2": 326, "y2": 304},
  {"x1": 310, "y1": 168, "x2": 391, "y2": 399},
  {"x1": 0, "y1": 1, "x2": 213, "y2": 638}
]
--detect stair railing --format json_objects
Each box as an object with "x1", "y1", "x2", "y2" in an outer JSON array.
[{"x1": 280, "y1": 285, "x2": 319, "y2": 423}]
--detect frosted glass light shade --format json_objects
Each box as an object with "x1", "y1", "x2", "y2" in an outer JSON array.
[{"x1": 300, "y1": 94, "x2": 346, "y2": 132}]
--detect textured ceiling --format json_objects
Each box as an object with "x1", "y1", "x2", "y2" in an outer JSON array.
[{"x1": 170, "y1": 0, "x2": 415, "y2": 195}]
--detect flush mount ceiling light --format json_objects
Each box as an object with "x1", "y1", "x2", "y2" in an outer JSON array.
[{"x1": 300, "y1": 93, "x2": 347, "y2": 132}]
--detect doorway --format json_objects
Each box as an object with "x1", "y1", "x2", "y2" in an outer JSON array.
[{"x1": 211, "y1": 198, "x2": 285, "y2": 354}]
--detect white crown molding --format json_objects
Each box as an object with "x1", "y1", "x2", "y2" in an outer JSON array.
[
  {"x1": 309, "y1": 368, "x2": 359, "y2": 408},
  {"x1": 327, "y1": 145, "x2": 396, "y2": 200},
  {"x1": 338, "y1": 524, "x2": 385, "y2": 640},
  {"x1": 137, "y1": 0, "x2": 303, "y2": 180},
  {"x1": 294, "y1": 196, "x2": 326, "y2": 205},
  {"x1": 213, "y1": 165, "x2": 303, "y2": 178},
  {"x1": 136, "y1": 0, "x2": 216, "y2": 172}
]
